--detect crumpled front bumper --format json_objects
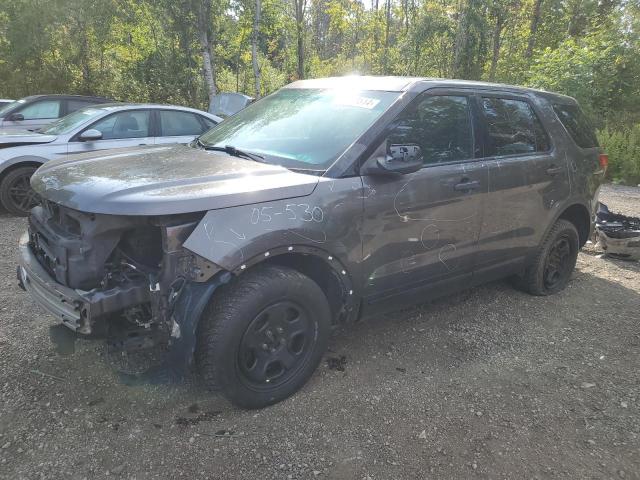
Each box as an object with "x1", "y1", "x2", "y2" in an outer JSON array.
[{"x1": 17, "y1": 232, "x2": 148, "y2": 334}]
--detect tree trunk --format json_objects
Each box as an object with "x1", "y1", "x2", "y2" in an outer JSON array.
[
  {"x1": 293, "y1": 0, "x2": 306, "y2": 79},
  {"x1": 452, "y1": 0, "x2": 469, "y2": 77},
  {"x1": 196, "y1": 0, "x2": 217, "y2": 107},
  {"x1": 252, "y1": 0, "x2": 261, "y2": 98},
  {"x1": 382, "y1": 0, "x2": 391, "y2": 73},
  {"x1": 524, "y1": 0, "x2": 543, "y2": 59},
  {"x1": 489, "y1": 14, "x2": 504, "y2": 80}
]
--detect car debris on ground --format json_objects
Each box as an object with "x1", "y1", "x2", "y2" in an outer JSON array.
[{"x1": 596, "y1": 202, "x2": 640, "y2": 261}]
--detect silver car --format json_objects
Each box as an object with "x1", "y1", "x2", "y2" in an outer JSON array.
[
  {"x1": 0, "y1": 99, "x2": 14, "y2": 109},
  {"x1": 0, "y1": 103, "x2": 222, "y2": 215}
]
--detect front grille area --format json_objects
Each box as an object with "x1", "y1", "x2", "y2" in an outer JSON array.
[{"x1": 28, "y1": 202, "x2": 138, "y2": 290}]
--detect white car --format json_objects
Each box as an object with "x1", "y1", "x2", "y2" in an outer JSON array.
[{"x1": 0, "y1": 103, "x2": 222, "y2": 215}]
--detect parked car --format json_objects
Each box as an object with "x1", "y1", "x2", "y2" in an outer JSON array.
[
  {"x1": 0, "y1": 99, "x2": 14, "y2": 108},
  {"x1": 0, "y1": 103, "x2": 222, "y2": 215},
  {"x1": 18, "y1": 76, "x2": 606, "y2": 409},
  {"x1": 0, "y1": 94, "x2": 112, "y2": 132}
]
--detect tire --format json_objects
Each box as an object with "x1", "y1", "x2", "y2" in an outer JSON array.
[
  {"x1": 514, "y1": 219, "x2": 579, "y2": 296},
  {"x1": 196, "y1": 265, "x2": 332, "y2": 409},
  {"x1": 0, "y1": 165, "x2": 39, "y2": 216}
]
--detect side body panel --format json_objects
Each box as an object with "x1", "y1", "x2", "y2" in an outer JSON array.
[{"x1": 183, "y1": 177, "x2": 365, "y2": 287}]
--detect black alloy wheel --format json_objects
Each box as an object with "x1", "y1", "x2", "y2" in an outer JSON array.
[
  {"x1": 0, "y1": 166, "x2": 39, "y2": 216},
  {"x1": 543, "y1": 234, "x2": 573, "y2": 290},
  {"x1": 237, "y1": 301, "x2": 315, "y2": 389}
]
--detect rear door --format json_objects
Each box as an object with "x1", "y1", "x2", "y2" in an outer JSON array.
[
  {"x1": 154, "y1": 109, "x2": 213, "y2": 145},
  {"x1": 361, "y1": 90, "x2": 488, "y2": 302},
  {"x1": 67, "y1": 109, "x2": 154, "y2": 155},
  {"x1": 473, "y1": 92, "x2": 570, "y2": 277}
]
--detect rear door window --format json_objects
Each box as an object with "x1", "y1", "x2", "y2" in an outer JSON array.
[
  {"x1": 67, "y1": 99, "x2": 102, "y2": 114},
  {"x1": 17, "y1": 100, "x2": 62, "y2": 120},
  {"x1": 88, "y1": 110, "x2": 151, "y2": 139},
  {"x1": 480, "y1": 97, "x2": 550, "y2": 156},
  {"x1": 389, "y1": 95, "x2": 473, "y2": 165},
  {"x1": 159, "y1": 110, "x2": 208, "y2": 136},
  {"x1": 552, "y1": 103, "x2": 598, "y2": 148}
]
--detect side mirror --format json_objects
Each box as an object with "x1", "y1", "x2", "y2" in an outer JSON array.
[
  {"x1": 362, "y1": 142, "x2": 423, "y2": 175},
  {"x1": 78, "y1": 129, "x2": 103, "y2": 142},
  {"x1": 7, "y1": 113, "x2": 24, "y2": 122}
]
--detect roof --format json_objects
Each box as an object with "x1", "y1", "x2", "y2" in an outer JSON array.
[
  {"x1": 21, "y1": 94, "x2": 111, "y2": 101},
  {"x1": 81, "y1": 103, "x2": 222, "y2": 120},
  {"x1": 285, "y1": 75, "x2": 575, "y2": 103}
]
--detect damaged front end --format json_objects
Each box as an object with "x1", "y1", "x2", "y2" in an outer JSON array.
[{"x1": 17, "y1": 200, "x2": 230, "y2": 381}]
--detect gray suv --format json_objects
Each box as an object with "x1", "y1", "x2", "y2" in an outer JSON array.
[{"x1": 17, "y1": 76, "x2": 606, "y2": 409}]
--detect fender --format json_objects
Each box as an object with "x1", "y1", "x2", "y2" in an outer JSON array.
[
  {"x1": 182, "y1": 176, "x2": 366, "y2": 323},
  {"x1": 183, "y1": 176, "x2": 365, "y2": 286},
  {"x1": 0, "y1": 155, "x2": 47, "y2": 177},
  {"x1": 536, "y1": 197, "x2": 592, "y2": 255}
]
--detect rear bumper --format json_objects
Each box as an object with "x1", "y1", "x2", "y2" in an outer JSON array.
[{"x1": 18, "y1": 232, "x2": 149, "y2": 334}]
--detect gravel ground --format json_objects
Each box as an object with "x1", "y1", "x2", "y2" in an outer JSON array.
[{"x1": 1, "y1": 185, "x2": 639, "y2": 480}]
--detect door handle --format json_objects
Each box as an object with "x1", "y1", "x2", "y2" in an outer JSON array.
[
  {"x1": 138, "y1": 143, "x2": 148, "y2": 146},
  {"x1": 453, "y1": 180, "x2": 480, "y2": 191},
  {"x1": 546, "y1": 166, "x2": 563, "y2": 175}
]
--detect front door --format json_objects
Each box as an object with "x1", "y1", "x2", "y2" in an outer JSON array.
[
  {"x1": 360, "y1": 92, "x2": 488, "y2": 303},
  {"x1": 67, "y1": 109, "x2": 154, "y2": 156}
]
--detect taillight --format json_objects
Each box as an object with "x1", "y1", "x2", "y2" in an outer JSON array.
[{"x1": 599, "y1": 153, "x2": 608, "y2": 169}]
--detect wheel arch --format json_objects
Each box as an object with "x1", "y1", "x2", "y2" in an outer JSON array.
[
  {"x1": 0, "y1": 157, "x2": 46, "y2": 185},
  {"x1": 234, "y1": 246, "x2": 359, "y2": 326},
  {"x1": 557, "y1": 203, "x2": 591, "y2": 247}
]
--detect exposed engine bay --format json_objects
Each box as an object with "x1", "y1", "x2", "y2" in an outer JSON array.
[{"x1": 19, "y1": 200, "x2": 228, "y2": 381}]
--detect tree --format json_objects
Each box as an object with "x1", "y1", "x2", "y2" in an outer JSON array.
[
  {"x1": 293, "y1": 0, "x2": 306, "y2": 79},
  {"x1": 252, "y1": 0, "x2": 261, "y2": 97},
  {"x1": 195, "y1": 0, "x2": 217, "y2": 105}
]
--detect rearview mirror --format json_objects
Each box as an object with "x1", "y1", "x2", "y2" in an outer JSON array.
[
  {"x1": 7, "y1": 113, "x2": 24, "y2": 122},
  {"x1": 362, "y1": 142, "x2": 423, "y2": 176},
  {"x1": 78, "y1": 129, "x2": 103, "y2": 142}
]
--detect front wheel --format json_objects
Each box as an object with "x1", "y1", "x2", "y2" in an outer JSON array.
[
  {"x1": 196, "y1": 265, "x2": 332, "y2": 409},
  {"x1": 514, "y1": 219, "x2": 579, "y2": 295},
  {"x1": 0, "y1": 166, "x2": 39, "y2": 216}
]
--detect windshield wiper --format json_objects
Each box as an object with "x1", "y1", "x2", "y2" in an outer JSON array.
[{"x1": 201, "y1": 143, "x2": 266, "y2": 163}]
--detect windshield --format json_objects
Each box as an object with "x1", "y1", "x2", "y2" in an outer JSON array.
[
  {"x1": 0, "y1": 99, "x2": 24, "y2": 117},
  {"x1": 40, "y1": 107, "x2": 105, "y2": 135},
  {"x1": 198, "y1": 88, "x2": 399, "y2": 169}
]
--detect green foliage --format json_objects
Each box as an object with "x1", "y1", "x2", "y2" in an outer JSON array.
[
  {"x1": 0, "y1": 0, "x2": 638, "y2": 134},
  {"x1": 598, "y1": 125, "x2": 640, "y2": 185}
]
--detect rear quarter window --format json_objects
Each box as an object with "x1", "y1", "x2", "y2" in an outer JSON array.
[{"x1": 552, "y1": 103, "x2": 599, "y2": 148}]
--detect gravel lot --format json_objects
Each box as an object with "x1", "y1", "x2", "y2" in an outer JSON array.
[{"x1": 1, "y1": 184, "x2": 639, "y2": 479}]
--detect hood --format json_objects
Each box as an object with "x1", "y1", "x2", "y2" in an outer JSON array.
[
  {"x1": 0, "y1": 129, "x2": 57, "y2": 147},
  {"x1": 31, "y1": 144, "x2": 320, "y2": 216}
]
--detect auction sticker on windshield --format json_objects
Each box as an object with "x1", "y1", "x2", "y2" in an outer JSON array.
[{"x1": 333, "y1": 95, "x2": 381, "y2": 109}]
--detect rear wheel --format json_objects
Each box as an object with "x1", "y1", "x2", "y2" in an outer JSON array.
[
  {"x1": 196, "y1": 265, "x2": 331, "y2": 409},
  {"x1": 514, "y1": 219, "x2": 579, "y2": 295},
  {"x1": 0, "y1": 166, "x2": 39, "y2": 216}
]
